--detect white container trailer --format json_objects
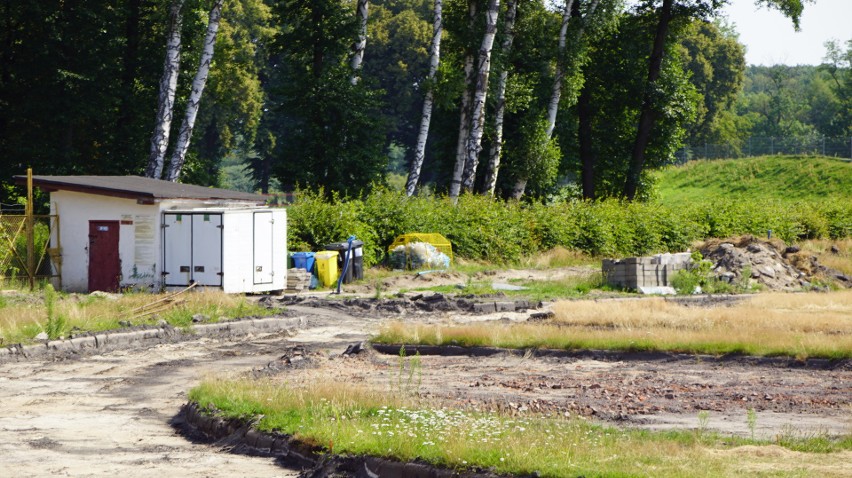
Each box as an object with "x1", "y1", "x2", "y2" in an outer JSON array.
[{"x1": 162, "y1": 208, "x2": 287, "y2": 293}]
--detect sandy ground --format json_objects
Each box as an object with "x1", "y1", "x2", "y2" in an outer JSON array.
[
  {"x1": 0, "y1": 335, "x2": 303, "y2": 477},
  {"x1": 1, "y1": 285, "x2": 850, "y2": 476}
]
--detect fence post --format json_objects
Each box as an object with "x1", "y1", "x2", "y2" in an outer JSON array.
[{"x1": 26, "y1": 168, "x2": 35, "y2": 290}]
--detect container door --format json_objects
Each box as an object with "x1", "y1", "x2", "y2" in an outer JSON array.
[
  {"x1": 88, "y1": 221, "x2": 120, "y2": 292},
  {"x1": 253, "y1": 211, "x2": 274, "y2": 284},
  {"x1": 192, "y1": 213, "x2": 222, "y2": 286},
  {"x1": 163, "y1": 213, "x2": 192, "y2": 286}
]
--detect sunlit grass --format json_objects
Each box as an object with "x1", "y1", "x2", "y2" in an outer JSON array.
[
  {"x1": 0, "y1": 288, "x2": 271, "y2": 345},
  {"x1": 374, "y1": 291, "x2": 852, "y2": 359},
  {"x1": 190, "y1": 378, "x2": 852, "y2": 477}
]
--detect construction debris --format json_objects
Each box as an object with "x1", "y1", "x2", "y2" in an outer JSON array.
[{"x1": 285, "y1": 268, "x2": 312, "y2": 293}]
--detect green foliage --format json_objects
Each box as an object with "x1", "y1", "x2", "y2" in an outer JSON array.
[
  {"x1": 286, "y1": 186, "x2": 851, "y2": 265},
  {"x1": 670, "y1": 251, "x2": 711, "y2": 295},
  {"x1": 43, "y1": 284, "x2": 67, "y2": 340}
]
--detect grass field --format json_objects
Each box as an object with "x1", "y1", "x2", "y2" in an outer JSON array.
[
  {"x1": 654, "y1": 155, "x2": 852, "y2": 204},
  {"x1": 190, "y1": 378, "x2": 852, "y2": 478},
  {"x1": 0, "y1": 288, "x2": 269, "y2": 345},
  {"x1": 373, "y1": 290, "x2": 852, "y2": 359}
]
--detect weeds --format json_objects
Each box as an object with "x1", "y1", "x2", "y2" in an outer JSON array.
[
  {"x1": 697, "y1": 411, "x2": 710, "y2": 436},
  {"x1": 746, "y1": 408, "x2": 757, "y2": 440},
  {"x1": 395, "y1": 346, "x2": 422, "y2": 397},
  {"x1": 43, "y1": 284, "x2": 67, "y2": 340},
  {"x1": 190, "y1": 377, "x2": 852, "y2": 477},
  {"x1": 0, "y1": 289, "x2": 273, "y2": 345}
]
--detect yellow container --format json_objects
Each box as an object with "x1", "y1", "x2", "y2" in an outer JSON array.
[{"x1": 314, "y1": 251, "x2": 340, "y2": 287}]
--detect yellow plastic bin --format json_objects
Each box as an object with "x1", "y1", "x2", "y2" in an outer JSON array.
[{"x1": 314, "y1": 251, "x2": 340, "y2": 287}]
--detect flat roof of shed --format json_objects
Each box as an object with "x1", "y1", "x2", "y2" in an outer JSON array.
[{"x1": 15, "y1": 175, "x2": 266, "y2": 204}]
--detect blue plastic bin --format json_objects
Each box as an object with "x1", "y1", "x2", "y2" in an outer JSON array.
[{"x1": 291, "y1": 252, "x2": 316, "y2": 272}]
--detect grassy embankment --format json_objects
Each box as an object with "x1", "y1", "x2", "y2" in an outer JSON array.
[
  {"x1": 190, "y1": 378, "x2": 852, "y2": 478},
  {"x1": 0, "y1": 287, "x2": 269, "y2": 345},
  {"x1": 654, "y1": 155, "x2": 852, "y2": 205},
  {"x1": 374, "y1": 290, "x2": 852, "y2": 360}
]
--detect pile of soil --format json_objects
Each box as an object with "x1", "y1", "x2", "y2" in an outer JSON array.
[{"x1": 701, "y1": 236, "x2": 850, "y2": 291}]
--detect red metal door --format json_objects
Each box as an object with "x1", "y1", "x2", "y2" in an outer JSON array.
[{"x1": 88, "y1": 221, "x2": 120, "y2": 292}]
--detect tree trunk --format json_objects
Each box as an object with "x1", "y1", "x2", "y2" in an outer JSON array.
[
  {"x1": 512, "y1": 0, "x2": 573, "y2": 200},
  {"x1": 165, "y1": 0, "x2": 225, "y2": 183},
  {"x1": 514, "y1": 0, "x2": 599, "y2": 199},
  {"x1": 623, "y1": 0, "x2": 673, "y2": 201},
  {"x1": 578, "y1": 79, "x2": 595, "y2": 199},
  {"x1": 145, "y1": 0, "x2": 185, "y2": 179},
  {"x1": 406, "y1": 0, "x2": 443, "y2": 196},
  {"x1": 544, "y1": 0, "x2": 574, "y2": 139},
  {"x1": 460, "y1": 0, "x2": 500, "y2": 193},
  {"x1": 481, "y1": 0, "x2": 517, "y2": 196},
  {"x1": 449, "y1": 1, "x2": 478, "y2": 200},
  {"x1": 350, "y1": 0, "x2": 368, "y2": 84}
]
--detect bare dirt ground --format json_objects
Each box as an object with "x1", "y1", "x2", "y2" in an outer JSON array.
[{"x1": 1, "y1": 288, "x2": 850, "y2": 477}]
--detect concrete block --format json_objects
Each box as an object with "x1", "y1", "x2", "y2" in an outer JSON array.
[
  {"x1": 70, "y1": 336, "x2": 97, "y2": 350},
  {"x1": 473, "y1": 302, "x2": 496, "y2": 314},
  {"x1": 495, "y1": 302, "x2": 515, "y2": 312},
  {"x1": 47, "y1": 340, "x2": 73, "y2": 352},
  {"x1": 513, "y1": 300, "x2": 530, "y2": 311}
]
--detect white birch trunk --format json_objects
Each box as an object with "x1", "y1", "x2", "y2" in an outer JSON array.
[
  {"x1": 145, "y1": 0, "x2": 184, "y2": 179},
  {"x1": 482, "y1": 0, "x2": 517, "y2": 196},
  {"x1": 460, "y1": 0, "x2": 500, "y2": 193},
  {"x1": 448, "y1": 1, "x2": 477, "y2": 201},
  {"x1": 406, "y1": 0, "x2": 443, "y2": 196},
  {"x1": 513, "y1": 0, "x2": 575, "y2": 199},
  {"x1": 545, "y1": 0, "x2": 574, "y2": 139},
  {"x1": 165, "y1": 0, "x2": 225, "y2": 182},
  {"x1": 350, "y1": 0, "x2": 369, "y2": 85}
]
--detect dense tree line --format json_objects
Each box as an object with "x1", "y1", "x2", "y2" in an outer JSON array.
[{"x1": 1, "y1": 0, "x2": 824, "y2": 206}]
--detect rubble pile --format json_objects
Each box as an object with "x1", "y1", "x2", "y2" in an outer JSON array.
[
  {"x1": 700, "y1": 236, "x2": 850, "y2": 291},
  {"x1": 278, "y1": 292, "x2": 541, "y2": 316}
]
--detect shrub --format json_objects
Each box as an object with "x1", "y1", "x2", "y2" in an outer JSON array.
[{"x1": 284, "y1": 189, "x2": 849, "y2": 265}]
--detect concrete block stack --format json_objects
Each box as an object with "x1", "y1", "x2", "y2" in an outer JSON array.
[
  {"x1": 602, "y1": 252, "x2": 692, "y2": 291},
  {"x1": 285, "y1": 268, "x2": 312, "y2": 293}
]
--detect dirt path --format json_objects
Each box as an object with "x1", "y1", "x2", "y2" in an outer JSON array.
[{"x1": 0, "y1": 334, "x2": 305, "y2": 477}]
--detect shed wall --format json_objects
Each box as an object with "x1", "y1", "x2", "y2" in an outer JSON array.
[
  {"x1": 51, "y1": 191, "x2": 160, "y2": 292},
  {"x1": 50, "y1": 191, "x2": 231, "y2": 292}
]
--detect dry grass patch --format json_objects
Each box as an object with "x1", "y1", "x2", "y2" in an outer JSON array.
[
  {"x1": 374, "y1": 291, "x2": 852, "y2": 359},
  {"x1": 798, "y1": 239, "x2": 852, "y2": 277},
  {"x1": 0, "y1": 288, "x2": 269, "y2": 345}
]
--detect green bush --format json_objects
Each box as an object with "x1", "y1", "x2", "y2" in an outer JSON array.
[{"x1": 283, "y1": 189, "x2": 850, "y2": 265}]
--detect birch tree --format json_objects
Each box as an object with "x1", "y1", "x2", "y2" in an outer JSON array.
[
  {"x1": 460, "y1": 0, "x2": 501, "y2": 193},
  {"x1": 350, "y1": 0, "x2": 369, "y2": 84},
  {"x1": 406, "y1": 0, "x2": 444, "y2": 196},
  {"x1": 145, "y1": 0, "x2": 185, "y2": 179},
  {"x1": 511, "y1": 0, "x2": 600, "y2": 199},
  {"x1": 165, "y1": 0, "x2": 225, "y2": 182},
  {"x1": 448, "y1": 0, "x2": 478, "y2": 201},
  {"x1": 481, "y1": 0, "x2": 517, "y2": 196}
]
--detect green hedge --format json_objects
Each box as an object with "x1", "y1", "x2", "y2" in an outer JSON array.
[{"x1": 285, "y1": 188, "x2": 851, "y2": 267}]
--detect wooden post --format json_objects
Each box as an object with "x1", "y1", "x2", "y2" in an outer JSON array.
[{"x1": 26, "y1": 168, "x2": 35, "y2": 290}]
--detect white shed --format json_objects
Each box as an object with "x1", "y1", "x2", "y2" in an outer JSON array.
[{"x1": 24, "y1": 175, "x2": 287, "y2": 294}]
